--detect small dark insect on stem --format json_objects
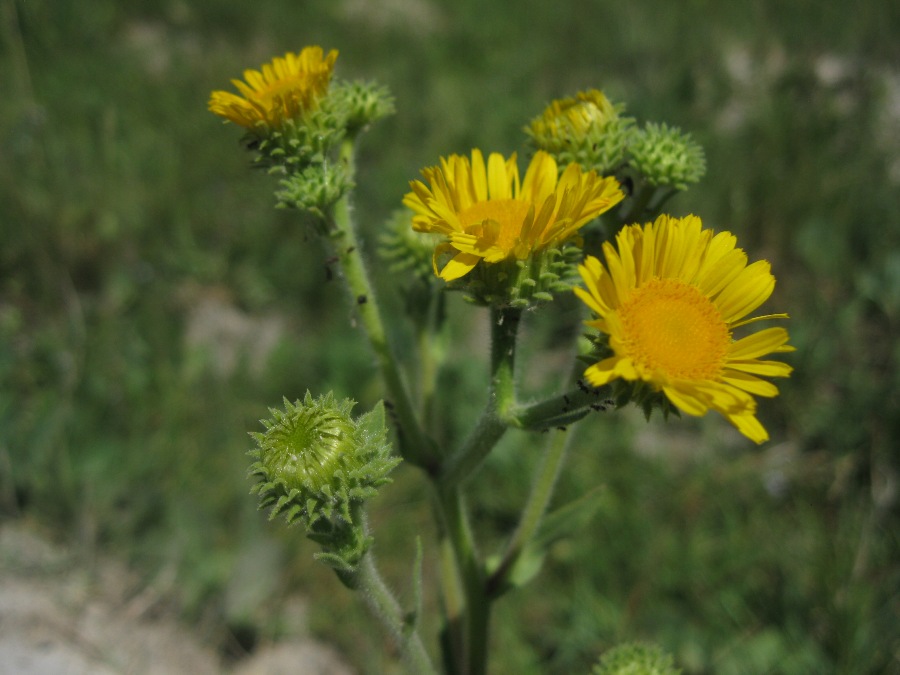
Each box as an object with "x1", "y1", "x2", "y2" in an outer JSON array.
[
  {"x1": 357, "y1": 295, "x2": 368, "y2": 305},
  {"x1": 324, "y1": 256, "x2": 339, "y2": 281}
]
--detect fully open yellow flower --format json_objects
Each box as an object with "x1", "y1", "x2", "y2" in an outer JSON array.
[
  {"x1": 208, "y1": 47, "x2": 338, "y2": 129},
  {"x1": 403, "y1": 150, "x2": 624, "y2": 281},
  {"x1": 575, "y1": 214, "x2": 794, "y2": 443}
]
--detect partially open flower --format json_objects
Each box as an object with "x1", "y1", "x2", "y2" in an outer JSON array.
[
  {"x1": 526, "y1": 90, "x2": 634, "y2": 174},
  {"x1": 208, "y1": 47, "x2": 338, "y2": 130},
  {"x1": 575, "y1": 214, "x2": 793, "y2": 443}
]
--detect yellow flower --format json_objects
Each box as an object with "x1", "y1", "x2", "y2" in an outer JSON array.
[
  {"x1": 403, "y1": 150, "x2": 624, "y2": 281},
  {"x1": 208, "y1": 47, "x2": 338, "y2": 129},
  {"x1": 575, "y1": 214, "x2": 794, "y2": 443}
]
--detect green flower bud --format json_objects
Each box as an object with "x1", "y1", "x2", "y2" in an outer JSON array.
[
  {"x1": 592, "y1": 642, "x2": 681, "y2": 675},
  {"x1": 330, "y1": 80, "x2": 395, "y2": 136},
  {"x1": 248, "y1": 393, "x2": 401, "y2": 573},
  {"x1": 378, "y1": 209, "x2": 439, "y2": 285},
  {"x1": 274, "y1": 161, "x2": 354, "y2": 217},
  {"x1": 627, "y1": 122, "x2": 706, "y2": 191},
  {"x1": 525, "y1": 90, "x2": 635, "y2": 174}
]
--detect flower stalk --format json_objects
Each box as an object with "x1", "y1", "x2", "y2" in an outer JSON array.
[{"x1": 351, "y1": 551, "x2": 439, "y2": 674}]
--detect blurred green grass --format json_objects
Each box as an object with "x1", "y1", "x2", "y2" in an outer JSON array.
[{"x1": 2, "y1": 0, "x2": 899, "y2": 672}]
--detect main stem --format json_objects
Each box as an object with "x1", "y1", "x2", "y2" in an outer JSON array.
[
  {"x1": 435, "y1": 305, "x2": 524, "y2": 673},
  {"x1": 437, "y1": 486, "x2": 489, "y2": 675},
  {"x1": 329, "y1": 138, "x2": 435, "y2": 471}
]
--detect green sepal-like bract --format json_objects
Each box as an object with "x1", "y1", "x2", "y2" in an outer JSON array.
[
  {"x1": 445, "y1": 243, "x2": 584, "y2": 309},
  {"x1": 274, "y1": 161, "x2": 354, "y2": 218},
  {"x1": 244, "y1": 80, "x2": 392, "y2": 170},
  {"x1": 248, "y1": 393, "x2": 401, "y2": 573},
  {"x1": 577, "y1": 332, "x2": 680, "y2": 421},
  {"x1": 329, "y1": 80, "x2": 395, "y2": 137},
  {"x1": 245, "y1": 106, "x2": 348, "y2": 172}
]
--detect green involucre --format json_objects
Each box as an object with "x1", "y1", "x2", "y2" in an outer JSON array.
[{"x1": 248, "y1": 392, "x2": 401, "y2": 530}]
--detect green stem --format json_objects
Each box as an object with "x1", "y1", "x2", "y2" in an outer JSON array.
[
  {"x1": 431, "y1": 306, "x2": 524, "y2": 672},
  {"x1": 440, "y1": 306, "x2": 522, "y2": 488},
  {"x1": 437, "y1": 486, "x2": 489, "y2": 675},
  {"x1": 619, "y1": 179, "x2": 656, "y2": 225},
  {"x1": 510, "y1": 383, "x2": 611, "y2": 430},
  {"x1": 490, "y1": 305, "x2": 521, "y2": 418},
  {"x1": 440, "y1": 409, "x2": 507, "y2": 491},
  {"x1": 417, "y1": 290, "x2": 446, "y2": 429},
  {"x1": 329, "y1": 138, "x2": 436, "y2": 471},
  {"x1": 437, "y1": 523, "x2": 466, "y2": 669},
  {"x1": 487, "y1": 430, "x2": 571, "y2": 598},
  {"x1": 356, "y1": 552, "x2": 439, "y2": 674}
]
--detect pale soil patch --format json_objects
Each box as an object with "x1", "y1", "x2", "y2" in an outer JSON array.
[{"x1": 0, "y1": 522, "x2": 352, "y2": 675}]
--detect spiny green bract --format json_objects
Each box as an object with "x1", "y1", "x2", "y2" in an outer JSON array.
[
  {"x1": 329, "y1": 80, "x2": 395, "y2": 136},
  {"x1": 248, "y1": 392, "x2": 401, "y2": 532},
  {"x1": 275, "y1": 161, "x2": 354, "y2": 216},
  {"x1": 592, "y1": 642, "x2": 681, "y2": 675},
  {"x1": 628, "y1": 122, "x2": 706, "y2": 191}
]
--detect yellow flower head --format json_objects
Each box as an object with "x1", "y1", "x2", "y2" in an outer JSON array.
[
  {"x1": 575, "y1": 214, "x2": 794, "y2": 443},
  {"x1": 403, "y1": 149, "x2": 624, "y2": 281},
  {"x1": 208, "y1": 47, "x2": 339, "y2": 129},
  {"x1": 527, "y1": 89, "x2": 620, "y2": 147}
]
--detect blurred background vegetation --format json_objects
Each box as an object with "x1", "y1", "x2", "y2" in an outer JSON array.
[{"x1": 2, "y1": 0, "x2": 899, "y2": 672}]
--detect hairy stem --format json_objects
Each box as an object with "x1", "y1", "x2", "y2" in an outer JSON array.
[
  {"x1": 436, "y1": 486, "x2": 489, "y2": 675},
  {"x1": 440, "y1": 306, "x2": 522, "y2": 487},
  {"x1": 328, "y1": 138, "x2": 436, "y2": 471},
  {"x1": 487, "y1": 429, "x2": 571, "y2": 598},
  {"x1": 356, "y1": 552, "x2": 439, "y2": 674}
]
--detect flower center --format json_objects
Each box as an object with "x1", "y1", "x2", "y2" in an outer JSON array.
[
  {"x1": 460, "y1": 199, "x2": 531, "y2": 252},
  {"x1": 618, "y1": 277, "x2": 730, "y2": 381}
]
